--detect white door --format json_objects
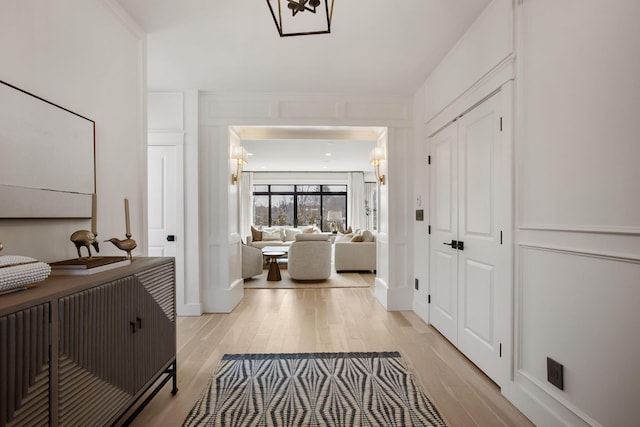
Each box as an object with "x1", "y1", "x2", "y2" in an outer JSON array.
[
  {"x1": 429, "y1": 93, "x2": 506, "y2": 385},
  {"x1": 148, "y1": 145, "x2": 177, "y2": 257},
  {"x1": 456, "y1": 94, "x2": 504, "y2": 384},
  {"x1": 429, "y1": 122, "x2": 459, "y2": 345}
]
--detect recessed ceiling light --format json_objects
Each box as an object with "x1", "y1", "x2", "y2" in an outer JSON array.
[
  {"x1": 260, "y1": 166, "x2": 266, "y2": 169},
  {"x1": 323, "y1": 166, "x2": 328, "y2": 169},
  {"x1": 247, "y1": 152, "x2": 253, "y2": 156},
  {"x1": 325, "y1": 152, "x2": 332, "y2": 156}
]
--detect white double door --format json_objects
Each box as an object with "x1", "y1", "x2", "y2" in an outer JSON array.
[{"x1": 429, "y1": 93, "x2": 509, "y2": 385}]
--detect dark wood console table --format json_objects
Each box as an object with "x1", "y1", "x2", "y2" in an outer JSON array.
[{"x1": 0, "y1": 257, "x2": 177, "y2": 426}]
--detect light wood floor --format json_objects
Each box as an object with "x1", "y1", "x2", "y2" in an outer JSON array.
[{"x1": 129, "y1": 275, "x2": 533, "y2": 426}]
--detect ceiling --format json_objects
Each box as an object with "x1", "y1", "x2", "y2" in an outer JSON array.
[
  {"x1": 115, "y1": 0, "x2": 491, "y2": 172},
  {"x1": 115, "y1": 0, "x2": 489, "y2": 95},
  {"x1": 242, "y1": 139, "x2": 376, "y2": 173},
  {"x1": 234, "y1": 126, "x2": 382, "y2": 172}
]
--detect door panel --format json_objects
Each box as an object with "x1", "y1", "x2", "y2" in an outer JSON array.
[
  {"x1": 434, "y1": 136, "x2": 454, "y2": 232},
  {"x1": 148, "y1": 146, "x2": 177, "y2": 257},
  {"x1": 433, "y1": 250, "x2": 456, "y2": 317},
  {"x1": 457, "y1": 93, "x2": 503, "y2": 384},
  {"x1": 429, "y1": 122, "x2": 458, "y2": 345},
  {"x1": 463, "y1": 114, "x2": 494, "y2": 236},
  {"x1": 462, "y1": 258, "x2": 494, "y2": 345}
]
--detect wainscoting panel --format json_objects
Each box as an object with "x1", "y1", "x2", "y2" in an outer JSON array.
[
  {"x1": 278, "y1": 101, "x2": 339, "y2": 120},
  {"x1": 517, "y1": 244, "x2": 640, "y2": 426},
  {"x1": 345, "y1": 102, "x2": 409, "y2": 122},
  {"x1": 204, "y1": 99, "x2": 273, "y2": 120}
]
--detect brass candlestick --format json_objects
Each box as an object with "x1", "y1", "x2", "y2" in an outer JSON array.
[{"x1": 105, "y1": 197, "x2": 137, "y2": 260}]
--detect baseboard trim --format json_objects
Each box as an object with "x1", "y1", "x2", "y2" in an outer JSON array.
[
  {"x1": 502, "y1": 375, "x2": 599, "y2": 427},
  {"x1": 202, "y1": 278, "x2": 244, "y2": 313},
  {"x1": 375, "y1": 278, "x2": 414, "y2": 311},
  {"x1": 374, "y1": 277, "x2": 389, "y2": 309},
  {"x1": 177, "y1": 303, "x2": 202, "y2": 317},
  {"x1": 413, "y1": 296, "x2": 430, "y2": 325}
]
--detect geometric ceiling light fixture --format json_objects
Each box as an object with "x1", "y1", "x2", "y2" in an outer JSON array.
[{"x1": 266, "y1": 0, "x2": 334, "y2": 37}]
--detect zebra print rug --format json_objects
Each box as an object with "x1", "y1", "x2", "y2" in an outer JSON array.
[{"x1": 183, "y1": 352, "x2": 447, "y2": 427}]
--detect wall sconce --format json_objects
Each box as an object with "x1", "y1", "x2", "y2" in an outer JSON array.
[
  {"x1": 370, "y1": 146, "x2": 386, "y2": 185},
  {"x1": 230, "y1": 145, "x2": 248, "y2": 184}
]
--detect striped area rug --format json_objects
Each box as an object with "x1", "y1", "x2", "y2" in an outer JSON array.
[{"x1": 183, "y1": 352, "x2": 447, "y2": 427}]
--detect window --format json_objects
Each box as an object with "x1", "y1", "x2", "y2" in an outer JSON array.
[
  {"x1": 270, "y1": 195, "x2": 294, "y2": 226},
  {"x1": 253, "y1": 185, "x2": 347, "y2": 231}
]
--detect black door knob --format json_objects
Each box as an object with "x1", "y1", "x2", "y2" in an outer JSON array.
[
  {"x1": 443, "y1": 240, "x2": 458, "y2": 249},
  {"x1": 167, "y1": 235, "x2": 176, "y2": 242}
]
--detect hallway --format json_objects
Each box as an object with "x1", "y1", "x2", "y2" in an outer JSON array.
[{"x1": 131, "y1": 282, "x2": 532, "y2": 426}]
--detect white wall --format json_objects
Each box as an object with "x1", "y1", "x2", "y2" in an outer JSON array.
[
  {"x1": 424, "y1": 0, "x2": 513, "y2": 125},
  {"x1": 0, "y1": 0, "x2": 146, "y2": 262},
  {"x1": 506, "y1": 1, "x2": 640, "y2": 426},
  {"x1": 415, "y1": 0, "x2": 640, "y2": 425},
  {"x1": 412, "y1": 82, "x2": 430, "y2": 321}
]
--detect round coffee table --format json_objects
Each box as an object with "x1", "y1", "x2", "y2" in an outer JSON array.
[{"x1": 263, "y1": 251, "x2": 286, "y2": 281}]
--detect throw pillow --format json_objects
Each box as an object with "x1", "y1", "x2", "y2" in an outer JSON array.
[
  {"x1": 303, "y1": 226, "x2": 321, "y2": 234},
  {"x1": 361, "y1": 230, "x2": 374, "y2": 242},
  {"x1": 251, "y1": 226, "x2": 262, "y2": 242},
  {"x1": 350, "y1": 234, "x2": 363, "y2": 242},
  {"x1": 338, "y1": 225, "x2": 353, "y2": 234},
  {"x1": 262, "y1": 229, "x2": 281, "y2": 241},
  {"x1": 335, "y1": 234, "x2": 353, "y2": 243},
  {"x1": 284, "y1": 228, "x2": 301, "y2": 241}
]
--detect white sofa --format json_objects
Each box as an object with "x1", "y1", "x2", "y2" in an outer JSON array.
[
  {"x1": 334, "y1": 230, "x2": 377, "y2": 272},
  {"x1": 287, "y1": 234, "x2": 332, "y2": 281},
  {"x1": 247, "y1": 225, "x2": 329, "y2": 249},
  {"x1": 334, "y1": 241, "x2": 376, "y2": 272}
]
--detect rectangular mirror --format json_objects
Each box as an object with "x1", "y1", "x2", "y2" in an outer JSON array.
[{"x1": 0, "y1": 81, "x2": 95, "y2": 218}]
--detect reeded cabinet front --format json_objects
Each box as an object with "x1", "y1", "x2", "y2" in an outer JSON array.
[
  {"x1": 58, "y1": 262, "x2": 176, "y2": 426},
  {"x1": 58, "y1": 277, "x2": 135, "y2": 426},
  {"x1": 0, "y1": 304, "x2": 50, "y2": 427}
]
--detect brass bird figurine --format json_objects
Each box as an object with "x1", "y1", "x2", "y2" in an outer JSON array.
[
  {"x1": 70, "y1": 230, "x2": 100, "y2": 259},
  {"x1": 105, "y1": 237, "x2": 137, "y2": 260}
]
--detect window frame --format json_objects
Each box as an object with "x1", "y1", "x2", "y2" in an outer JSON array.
[{"x1": 253, "y1": 184, "x2": 347, "y2": 230}]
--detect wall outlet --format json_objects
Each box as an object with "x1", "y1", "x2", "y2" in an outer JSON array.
[
  {"x1": 547, "y1": 357, "x2": 564, "y2": 390},
  {"x1": 414, "y1": 278, "x2": 419, "y2": 290}
]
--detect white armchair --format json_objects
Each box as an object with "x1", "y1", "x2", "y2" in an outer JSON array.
[
  {"x1": 287, "y1": 234, "x2": 331, "y2": 281},
  {"x1": 242, "y1": 244, "x2": 263, "y2": 279}
]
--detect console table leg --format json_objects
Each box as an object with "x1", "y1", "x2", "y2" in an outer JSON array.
[
  {"x1": 118, "y1": 360, "x2": 178, "y2": 426},
  {"x1": 171, "y1": 361, "x2": 179, "y2": 395}
]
